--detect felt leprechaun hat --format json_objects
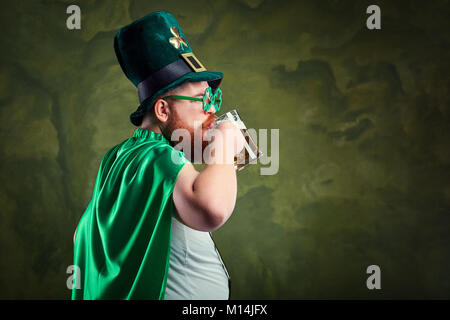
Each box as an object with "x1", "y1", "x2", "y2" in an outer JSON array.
[{"x1": 114, "y1": 11, "x2": 223, "y2": 126}]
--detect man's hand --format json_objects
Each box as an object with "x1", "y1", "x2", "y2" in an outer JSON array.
[
  {"x1": 213, "y1": 119, "x2": 245, "y2": 156},
  {"x1": 204, "y1": 120, "x2": 245, "y2": 165}
]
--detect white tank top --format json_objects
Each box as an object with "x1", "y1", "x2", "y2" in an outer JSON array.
[{"x1": 164, "y1": 216, "x2": 231, "y2": 300}]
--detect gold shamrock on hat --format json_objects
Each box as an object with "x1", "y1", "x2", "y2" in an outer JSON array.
[{"x1": 169, "y1": 27, "x2": 188, "y2": 50}]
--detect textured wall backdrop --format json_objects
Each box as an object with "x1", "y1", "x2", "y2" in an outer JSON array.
[{"x1": 0, "y1": 0, "x2": 449, "y2": 299}]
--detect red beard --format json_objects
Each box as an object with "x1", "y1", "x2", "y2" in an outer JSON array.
[{"x1": 160, "y1": 111, "x2": 217, "y2": 163}]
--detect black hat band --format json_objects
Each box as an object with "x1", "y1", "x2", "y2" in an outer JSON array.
[{"x1": 137, "y1": 58, "x2": 192, "y2": 104}]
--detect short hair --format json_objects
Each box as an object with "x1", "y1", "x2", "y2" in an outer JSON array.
[{"x1": 142, "y1": 81, "x2": 194, "y2": 123}]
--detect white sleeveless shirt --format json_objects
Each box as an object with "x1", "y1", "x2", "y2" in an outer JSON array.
[{"x1": 164, "y1": 216, "x2": 231, "y2": 300}]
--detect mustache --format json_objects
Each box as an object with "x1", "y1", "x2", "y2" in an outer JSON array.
[{"x1": 201, "y1": 114, "x2": 218, "y2": 129}]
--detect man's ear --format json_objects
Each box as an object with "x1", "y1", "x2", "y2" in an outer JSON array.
[{"x1": 153, "y1": 99, "x2": 170, "y2": 123}]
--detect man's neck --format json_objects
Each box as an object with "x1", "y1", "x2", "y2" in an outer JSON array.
[{"x1": 140, "y1": 122, "x2": 162, "y2": 135}]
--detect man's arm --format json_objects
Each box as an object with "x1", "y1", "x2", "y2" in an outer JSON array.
[{"x1": 173, "y1": 120, "x2": 244, "y2": 232}]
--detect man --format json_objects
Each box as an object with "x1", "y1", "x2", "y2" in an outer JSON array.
[{"x1": 72, "y1": 11, "x2": 244, "y2": 300}]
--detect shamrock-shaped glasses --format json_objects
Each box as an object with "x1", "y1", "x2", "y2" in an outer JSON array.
[{"x1": 162, "y1": 87, "x2": 222, "y2": 112}]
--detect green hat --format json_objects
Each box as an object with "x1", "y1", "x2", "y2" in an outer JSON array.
[{"x1": 114, "y1": 11, "x2": 224, "y2": 126}]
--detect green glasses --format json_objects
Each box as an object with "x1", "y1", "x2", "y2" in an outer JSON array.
[{"x1": 162, "y1": 87, "x2": 222, "y2": 112}]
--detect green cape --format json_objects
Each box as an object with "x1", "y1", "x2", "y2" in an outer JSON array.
[{"x1": 72, "y1": 128, "x2": 187, "y2": 299}]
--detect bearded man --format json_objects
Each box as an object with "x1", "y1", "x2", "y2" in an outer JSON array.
[{"x1": 72, "y1": 11, "x2": 244, "y2": 300}]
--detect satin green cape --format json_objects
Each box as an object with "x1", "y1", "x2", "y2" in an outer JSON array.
[{"x1": 72, "y1": 128, "x2": 187, "y2": 299}]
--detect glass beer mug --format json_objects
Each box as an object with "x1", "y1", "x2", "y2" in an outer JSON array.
[{"x1": 213, "y1": 109, "x2": 263, "y2": 171}]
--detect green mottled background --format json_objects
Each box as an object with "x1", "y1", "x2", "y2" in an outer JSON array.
[{"x1": 0, "y1": 0, "x2": 449, "y2": 299}]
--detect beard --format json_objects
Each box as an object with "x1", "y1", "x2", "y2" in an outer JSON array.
[{"x1": 160, "y1": 109, "x2": 217, "y2": 163}]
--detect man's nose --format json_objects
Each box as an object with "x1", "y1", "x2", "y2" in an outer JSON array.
[{"x1": 206, "y1": 104, "x2": 217, "y2": 114}]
